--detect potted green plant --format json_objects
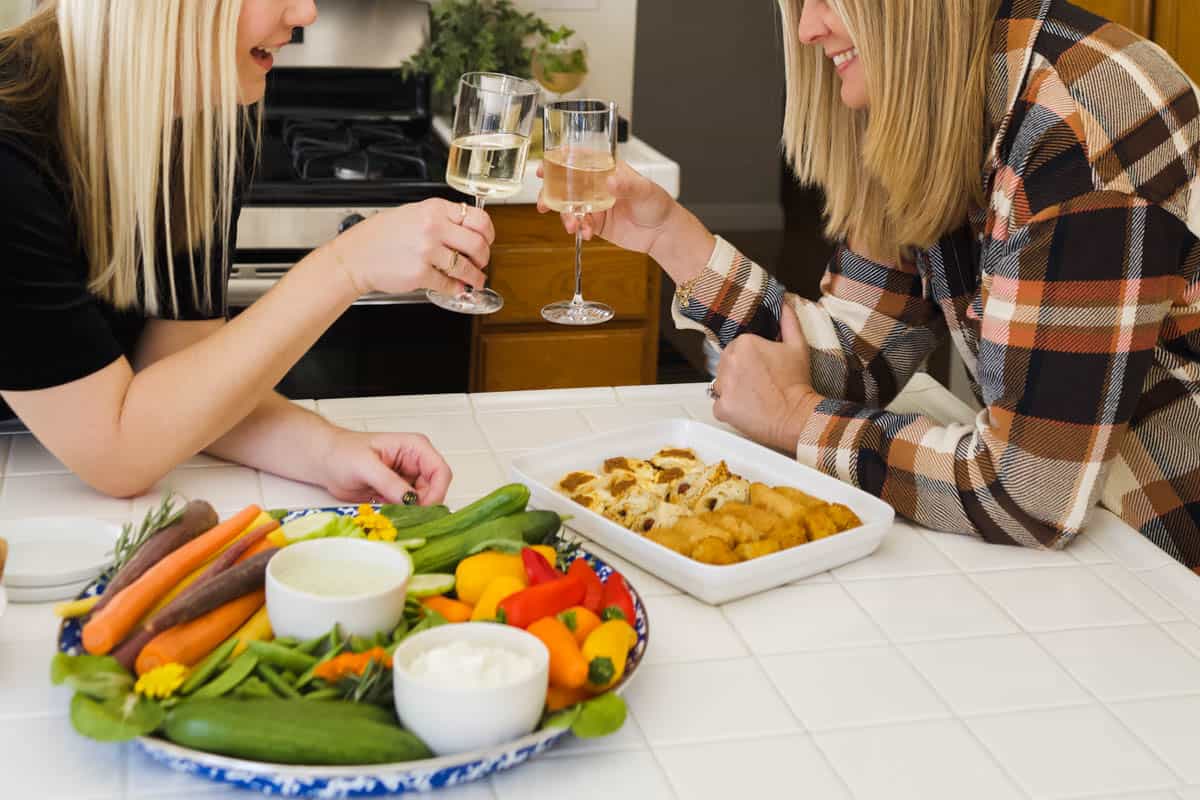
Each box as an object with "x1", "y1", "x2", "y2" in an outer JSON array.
[
  {"x1": 531, "y1": 25, "x2": 589, "y2": 99},
  {"x1": 401, "y1": 0, "x2": 551, "y2": 115}
]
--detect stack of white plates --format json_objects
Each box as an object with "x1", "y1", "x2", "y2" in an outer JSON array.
[{"x1": 0, "y1": 518, "x2": 121, "y2": 604}]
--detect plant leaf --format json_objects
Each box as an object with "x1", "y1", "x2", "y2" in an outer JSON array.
[
  {"x1": 51, "y1": 654, "x2": 135, "y2": 701},
  {"x1": 541, "y1": 704, "x2": 582, "y2": 732},
  {"x1": 70, "y1": 692, "x2": 164, "y2": 742},
  {"x1": 571, "y1": 692, "x2": 627, "y2": 739}
]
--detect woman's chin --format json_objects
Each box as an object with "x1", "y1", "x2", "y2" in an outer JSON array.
[{"x1": 839, "y1": 80, "x2": 869, "y2": 110}]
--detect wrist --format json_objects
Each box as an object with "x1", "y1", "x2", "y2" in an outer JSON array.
[
  {"x1": 316, "y1": 235, "x2": 368, "y2": 301},
  {"x1": 648, "y1": 202, "x2": 717, "y2": 287},
  {"x1": 776, "y1": 386, "x2": 824, "y2": 453}
]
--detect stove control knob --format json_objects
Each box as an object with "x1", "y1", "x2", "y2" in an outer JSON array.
[{"x1": 338, "y1": 213, "x2": 366, "y2": 233}]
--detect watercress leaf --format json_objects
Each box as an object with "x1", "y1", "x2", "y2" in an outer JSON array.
[
  {"x1": 571, "y1": 692, "x2": 627, "y2": 739},
  {"x1": 70, "y1": 692, "x2": 164, "y2": 742},
  {"x1": 51, "y1": 654, "x2": 134, "y2": 700}
]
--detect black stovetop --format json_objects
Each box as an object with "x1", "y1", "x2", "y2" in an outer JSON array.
[{"x1": 245, "y1": 69, "x2": 463, "y2": 206}]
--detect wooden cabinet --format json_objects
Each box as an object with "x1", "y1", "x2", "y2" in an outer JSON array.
[
  {"x1": 1071, "y1": 0, "x2": 1198, "y2": 82},
  {"x1": 1153, "y1": 0, "x2": 1200, "y2": 82},
  {"x1": 470, "y1": 205, "x2": 661, "y2": 392},
  {"x1": 1071, "y1": 0, "x2": 1153, "y2": 35}
]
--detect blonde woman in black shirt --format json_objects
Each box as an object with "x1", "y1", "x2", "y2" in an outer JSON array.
[{"x1": 0, "y1": 1, "x2": 491, "y2": 503}]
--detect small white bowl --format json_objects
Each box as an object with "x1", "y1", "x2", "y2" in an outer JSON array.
[
  {"x1": 1, "y1": 517, "x2": 121, "y2": 588},
  {"x1": 392, "y1": 623, "x2": 550, "y2": 757},
  {"x1": 265, "y1": 538, "x2": 412, "y2": 640}
]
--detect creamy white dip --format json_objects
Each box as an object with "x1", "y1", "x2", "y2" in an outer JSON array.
[
  {"x1": 274, "y1": 558, "x2": 404, "y2": 597},
  {"x1": 406, "y1": 639, "x2": 536, "y2": 689}
]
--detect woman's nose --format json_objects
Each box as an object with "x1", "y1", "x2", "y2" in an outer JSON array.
[
  {"x1": 797, "y1": 0, "x2": 830, "y2": 45},
  {"x1": 287, "y1": 0, "x2": 319, "y2": 28}
]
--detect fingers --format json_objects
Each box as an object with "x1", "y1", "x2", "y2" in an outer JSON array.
[
  {"x1": 779, "y1": 300, "x2": 805, "y2": 346},
  {"x1": 441, "y1": 221, "x2": 490, "y2": 273},
  {"x1": 427, "y1": 254, "x2": 468, "y2": 295},
  {"x1": 394, "y1": 436, "x2": 453, "y2": 505},
  {"x1": 440, "y1": 199, "x2": 495, "y2": 244},
  {"x1": 359, "y1": 456, "x2": 419, "y2": 505}
]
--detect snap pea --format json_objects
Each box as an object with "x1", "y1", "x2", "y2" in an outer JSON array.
[
  {"x1": 232, "y1": 676, "x2": 276, "y2": 699},
  {"x1": 246, "y1": 640, "x2": 319, "y2": 673},
  {"x1": 255, "y1": 664, "x2": 300, "y2": 699},
  {"x1": 295, "y1": 640, "x2": 345, "y2": 690},
  {"x1": 281, "y1": 670, "x2": 298, "y2": 685},
  {"x1": 272, "y1": 637, "x2": 300, "y2": 649},
  {"x1": 349, "y1": 635, "x2": 373, "y2": 654},
  {"x1": 296, "y1": 634, "x2": 325, "y2": 655},
  {"x1": 191, "y1": 652, "x2": 258, "y2": 699},
  {"x1": 300, "y1": 687, "x2": 342, "y2": 701},
  {"x1": 180, "y1": 638, "x2": 239, "y2": 695}
]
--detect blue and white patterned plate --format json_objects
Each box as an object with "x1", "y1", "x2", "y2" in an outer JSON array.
[{"x1": 57, "y1": 505, "x2": 650, "y2": 797}]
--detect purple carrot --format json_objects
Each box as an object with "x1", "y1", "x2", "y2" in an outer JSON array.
[
  {"x1": 165, "y1": 520, "x2": 278, "y2": 609},
  {"x1": 144, "y1": 548, "x2": 278, "y2": 634},
  {"x1": 111, "y1": 628, "x2": 155, "y2": 672},
  {"x1": 92, "y1": 500, "x2": 218, "y2": 615}
]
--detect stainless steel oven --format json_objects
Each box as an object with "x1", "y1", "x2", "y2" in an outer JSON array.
[{"x1": 231, "y1": 0, "x2": 473, "y2": 399}]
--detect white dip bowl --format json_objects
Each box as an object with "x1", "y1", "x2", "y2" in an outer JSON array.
[
  {"x1": 265, "y1": 538, "x2": 412, "y2": 640},
  {"x1": 392, "y1": 623, "x2": 550, "y2": 756}
]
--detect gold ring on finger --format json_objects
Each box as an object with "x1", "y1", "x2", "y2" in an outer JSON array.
[
  {"x1": 448, "y1": 251, "x2": 461, "y2": 276},
  {"x1": 458, "y1": 202, "x2": 469, "y2": 224}
]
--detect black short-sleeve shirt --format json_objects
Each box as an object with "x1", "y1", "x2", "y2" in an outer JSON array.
[{"x1": 0, "y1": 120, "x2": 245, "y2": 423}]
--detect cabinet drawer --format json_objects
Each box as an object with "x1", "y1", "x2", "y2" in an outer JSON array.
[
  {"x1": 485, "y1": 246, "x2": 652, "y2": 326},
  {"x1": 478, "y1": 327, "x2": 648, "y2": 392}
]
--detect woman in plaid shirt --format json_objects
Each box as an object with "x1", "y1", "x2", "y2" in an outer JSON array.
[{"x1": 542, "y1": 0, "x2": 1200, "y2": 567}]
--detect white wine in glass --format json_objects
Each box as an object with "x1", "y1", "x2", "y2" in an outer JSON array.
[
  {"x1": 540, "y1": 99, "x2": 618, "y2": 326},
  {"x1": 427, "y1": 72, "x2": 538, "y2": 315}
]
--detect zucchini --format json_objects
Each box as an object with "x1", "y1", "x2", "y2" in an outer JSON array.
[
  {"x1": 410, "y1": 509, "x2": 561, "y2": 574},
  {"x1": 400, "y1": 484, "x2": 530, "y2": 542},
  {"x1": 164, "y1": 699, "x2": 429, "y2": 765},
  {"x1": 378, "y1": 504, "x2": 450, "y2": 530}
]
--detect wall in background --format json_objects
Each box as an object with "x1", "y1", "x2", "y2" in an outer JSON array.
[
  {"x1": 632, "y1": 0, "x2": 786, "y2": 231},
  {"x1": 0, "y1": 0, "x2": 33, "y2": 29},
  {"x1": 514, "y1": 0, "x2": 638, "y2": 123}
]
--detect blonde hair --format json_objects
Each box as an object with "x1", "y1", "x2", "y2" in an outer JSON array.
[
  {"x1": 0, "y1": 0, "x2": 252, "y2": 315},
  {"x1": 777, "y1": 0, "x2": 999, "y2": 261}
]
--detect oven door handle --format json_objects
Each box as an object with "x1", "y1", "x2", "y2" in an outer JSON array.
[{"x1": 228, "y1": 267, "x2": 431, "y2": 307}]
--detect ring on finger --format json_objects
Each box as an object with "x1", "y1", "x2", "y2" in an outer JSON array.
[
  {"x1": 458, "y1": 201, "x2": 469, "y2": 225},
  {"x1": 447, "y1": 250, "x2": 461, "y2": 276}
]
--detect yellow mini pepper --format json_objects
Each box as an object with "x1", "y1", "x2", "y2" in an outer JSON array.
[
  {"x1": 582, "y1": 619, "x2": 637, "y2": 691},
  {"x1": 456, "y1": 552, "x2": 526, "y2": 606},
  {"x1": 470, "y1": 575, "x2": 526, "y2": 622}
]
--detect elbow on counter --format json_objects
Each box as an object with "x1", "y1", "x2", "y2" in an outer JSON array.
[{"x1": 67, "y1": 452, "x2": 177, "y2": 501}]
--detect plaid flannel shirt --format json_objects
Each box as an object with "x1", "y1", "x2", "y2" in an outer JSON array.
[{"x1": 675, "y1": 0, "x2": 1200, "y2": 566}]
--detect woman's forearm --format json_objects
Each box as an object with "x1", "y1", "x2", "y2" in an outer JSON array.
[
  {"x1": 648, "y1": 203, "x2": 718, "y2": 287},
  {"x1": 204, "y1": 391, "x2": 340, "y2": 486},
  {"x1": 91, "y1": 242, "x2": 358, "y2": 494}
]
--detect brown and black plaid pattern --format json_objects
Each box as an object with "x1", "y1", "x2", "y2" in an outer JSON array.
[{"x1": 675, "y1": 0, "x2": 1200, "y2": 567}]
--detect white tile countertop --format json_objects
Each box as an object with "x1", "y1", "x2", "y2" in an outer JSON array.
[
  {"x1": 4, "y1": 375, "x2": 1200, "y2": 800},
  {"x1": 432, "y1": 116, "x2": 682, "y2": 204}
]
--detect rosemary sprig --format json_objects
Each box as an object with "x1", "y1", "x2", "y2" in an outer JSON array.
[{"x1": 105, "y1": 492, "x2": 183, "y2": 579}]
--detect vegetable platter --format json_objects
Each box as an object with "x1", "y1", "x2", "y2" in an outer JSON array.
[{"x1": 53, "y1": 486, "x2": 649, "y2": 797}]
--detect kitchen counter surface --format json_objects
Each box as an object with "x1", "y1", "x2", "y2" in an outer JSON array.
[
  {"x1": 432, "y1": 116, "x2": 681, "y2": 204},
  {"x1": 3, "y1": 375, "x2": 1200, "y2": 800}
]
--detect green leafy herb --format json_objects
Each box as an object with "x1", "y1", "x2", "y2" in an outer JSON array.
[
  {"x1": 50, "y1": 654, "x2": 134, "y2": 701},
  {"x1": 400, "y1": 0, "x2": 553, "y2": 112},
  {"x1": 70, "y1": 692, "x2": 164, "y2": 742},
  {"x1": 106, "y1": 492, "x2": 182, "y2": 578}
]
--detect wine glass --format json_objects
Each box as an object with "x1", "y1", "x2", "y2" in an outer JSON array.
[
  {"x1": 427, "y1": 72, "x2": 539, "y2": 315},
  {"x1": 540, "y1": 99, "x2": 618, "y2": 326}
]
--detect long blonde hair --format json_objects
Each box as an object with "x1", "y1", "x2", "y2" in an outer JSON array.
[
  {"x1": 777, "y1": 0, "x2": 999, "y2": 261},
  {"x1": 0, "y1": 0, "x2": 251, "y2": 315}
]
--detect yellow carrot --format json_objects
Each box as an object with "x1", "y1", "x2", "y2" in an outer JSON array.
[
  {"x1": 83, "y1": 505, "x2": 261, "y2": 655},
  {"x1": 228, "y1": 605, "x2": 273, "y2": 657},
  {"x1": 55, "y1": 596, "x2": 101, "y2": 619}
]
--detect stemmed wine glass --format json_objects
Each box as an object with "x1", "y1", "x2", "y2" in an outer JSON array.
[
  {"x1": 540, "y1": 99, "x2": 618, "y2": 326},
  {"x1": 427, "y1": 72, "x2": 539, "y2": 315}
]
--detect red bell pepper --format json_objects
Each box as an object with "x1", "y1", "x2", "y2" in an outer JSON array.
[
  {"x1": 521, "y1": 547, "x2": 562, "y2": 586},
  {"x1": 601, "y1": 570, "x2": 636, "y2": 623},
  {"x1": 568, "y1": 557, "x2": 604, "y2": 615},
  {"x1": 497, "y1": 573, "x2": 585, "y2": 629}
]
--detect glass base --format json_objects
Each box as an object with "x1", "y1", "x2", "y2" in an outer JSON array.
[
  {"x1": 426, "y1": 287, "x2": 504, "y2": 315},
  {"x1": 541, "y1": 300, "x2": 614, "y2": 326}
]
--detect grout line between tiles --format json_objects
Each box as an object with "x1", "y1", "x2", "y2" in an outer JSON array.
[
  {"x1": 951, "y1": 564, "x2": 1187, "y2": 790},
  {"x1": 826, "y1": 568, "x2": 1035, "y2": 799}
]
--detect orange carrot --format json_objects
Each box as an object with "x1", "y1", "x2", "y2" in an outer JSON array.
[
  {"x1": 83, "y1": 505, "x2": 261, "y2": 655},
  {"x1": 238, "y1": 534, "x2": 276, "y2": 562},
  {"x1": 558, "y1": 606, "x2": 602, "y2": 646},
  {"x1": 135, "y1": 589, "x2": 264, "y2": 675},
  {"x1": 545, "y1": 684, "x2": 591, "y2": 712},
  {"x1": 421, "y1": 595, "x2": 473, "y2": 623},
  {"x1": 143, "y1": 511, "x2": 273, "y2": 619},
  {"x1": 528, "y1": 616, "x2": 589, "y2": 690}
]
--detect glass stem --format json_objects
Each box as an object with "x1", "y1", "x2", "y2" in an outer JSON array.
[
  {"x1": 462, "y1": 196, "x2": 488, "y2": 297},
  {"x1": 572, "y1": 213, "x2": 585, "y2": 307}
]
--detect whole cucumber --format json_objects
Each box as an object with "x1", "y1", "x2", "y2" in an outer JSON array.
[
  {"x1": 165, "y1": 699, "x2": 428, "y2": 765},
  {"x1": 410, "y1": 509, "x2": 562, "y2": 574},
  {"x1": 400, "y1": 484, "x2": 530, "y2": 542}
]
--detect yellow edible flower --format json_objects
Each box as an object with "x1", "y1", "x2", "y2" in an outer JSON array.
[
  {"x1": 134, "y1": 663, "x2": 188, "y2": 699},
  {"x1": 354, "y1": 504, "x2": 398, "y2": 542}
]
